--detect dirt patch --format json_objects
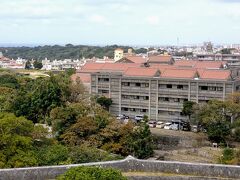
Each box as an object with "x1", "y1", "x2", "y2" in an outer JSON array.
[{"x1": 151, "y1": 128, "x2": 221, "y2": 164}]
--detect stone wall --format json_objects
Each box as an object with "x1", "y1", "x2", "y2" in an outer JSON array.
[{"x1": 0, "y1": 156, "x2": 240, "y2": 180}]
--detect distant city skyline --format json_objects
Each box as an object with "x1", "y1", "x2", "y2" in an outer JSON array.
[{"x1": 1, "y1": 0, "x2": 240, "y2": 46}]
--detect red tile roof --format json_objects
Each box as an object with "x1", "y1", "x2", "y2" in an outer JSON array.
[
  {"x1": 122, "y1": 56, "x2": 147, "y2": 64},
  {"x1": 198, "y1": 70, "x2": 231, "y2": 80},
  {"x1": 75, "y1": 62, "x2": 232, "y2": 81},
  {"x1": 124, "y1": 67, "x2": 160, "y2": 77},
  {"x1": 148, "y1": 55, "x2": 172, "y2": 63},
  {"x1": 174, "y1": 60, "x2": 225, "y2": 69},
  {"x1": 161, "y1": 69, "x2": 198, "y2": 79},
  {"x1": 79, "y1": 62, "x2": 141, "y2": 73}
]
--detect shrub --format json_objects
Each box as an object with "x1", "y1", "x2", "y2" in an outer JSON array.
[
  {"x1": 57, "y1": 166, "x2": 127, "y2": 180},
  {"x1": 219, "y1": 148, "x2": 234, "y2": 164}
]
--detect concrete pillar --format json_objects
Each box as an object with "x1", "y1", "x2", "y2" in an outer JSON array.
[
  {"x1": 223, "y1": 83, "x2": 226, "y2": 100},
  {"x1": 156, "y1": 80, "x2": 159, "y2": 121},
  {"x1": 188, "y1": 81, "x2": 191, "y2": 101},
  {"x1": 119, "y1": 78, "x2": 122, "y2": 115},
  {"x1": 148, "y1": 79, "x2": 151, "y2": 119},
  {"x1": 96, "y1": 74, "x2": 98, "y2": 94},
  {"x1": 196, "y1": 82, "x2": 199, "y2": 103}
]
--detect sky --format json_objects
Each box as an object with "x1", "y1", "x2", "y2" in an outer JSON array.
[{"x1": 1, "y1": 0, "x2": 240, "y2": 46}]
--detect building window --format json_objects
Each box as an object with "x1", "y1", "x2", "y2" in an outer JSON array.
[
  {"x1": 122, "y1": 95, "x2": 128, "y2": 99},
  {"x1": 167, "y1": 84, "x2": 172, "y2": 89},
  {"x1": 133, "y1": 96, "x2": 140, "y2": 99},
  {"x1": 200, "y1": 86, "x2": 208, "y2": 91},
  {"x1": 217, "y1": 87, "x2": 223, "y2": 91},
  {"x1": 122, "y1": 107, "x2": 128, "y2": 111},
  {"x1": 122, "y1": 82, "x2": 130, "y2": 86},
  {"x1": 164, "y1": 97, "x2": 169, "y2": 102},
  {"x1": 98, "y1": 78, "x2": 109, "y2": 82},
  {"x1": 143, "y1": 96, "x2": 149, "y2": 100},
  {"x1": 140, "y1": 109, "x2": 147, "y2": 112},
  {"x1": 209, "y1": 86, "x2": 216, "y2": 91},
  {"x1": 174, "y1": 98, "x2": 180, "y2": 102},
  {"x1": 136, "y1": 83, "x2": 141, "y2": 87},
  {"x1": 98, "y1": 89, "x2": 109, "y2": 94},
  {"x1": 143, "y1": 83, "x2": 149, "y2": 87},
  {"x1": 177, "y1": 85, "x2": 183, "y2": 89},
  {"x1": 168, "y1": 111, "x2": 175, "y2": 115},
  {"x1": 130, "y1": 108, "x2": 136, "y2": 112}
]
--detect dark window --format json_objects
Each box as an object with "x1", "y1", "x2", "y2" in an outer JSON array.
[
  {"x1": 177, "y1": 85, "x2": 183, "y2": 89},
  {"x1": 134, "y1": 96, "x2": 140, "y2": 99},
  {"x1": 140, "y1": 109, "x2": 147, "y2": 112},
  {"x1": 143, "y1": 96, "x2": 149, "y2": 100},
  {"x1": 209, "y1": 86, "x2": 216, "y2": 91},
  {"x1": 200, "y1": 86, "x2": 208, "y2": 90},
  {"x1": 167, "y1": 84, "x2": 172, "y2": 88},
  {"x1": 164, "y1": 97, "x2": 169, "y2": 102},
  {"x1": 98, "y1": 78, "x2": 109, "y2": 82},
  {"x1": 101, "y1": 90, "x2": 108, "y2": 93},
  {"x1": 136, "y1": 83, "x2": 141, "y2": 87}
]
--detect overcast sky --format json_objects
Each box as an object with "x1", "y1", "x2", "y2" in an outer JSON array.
[{"x1": 1, "y1": 0, "x2": 240, "y2": 46}]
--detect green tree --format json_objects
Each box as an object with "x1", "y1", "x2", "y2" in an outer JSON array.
[
  {"x1": 0, "y1": 113, "x2": 37, "y2": 168},
  {"x1": 182, "y1": 101, "x2": 196, "y2": 120},
  {"x1": 33, "y1": 61, "x2": 43, "y2": 69},
  {"x1": 0, "y1": 87, "x2": 16, "y2": 112},
  {"x1": 96, "y1": 96, "x2": 113, "y2": 110},
  {"x1": 206, "y1": 121, "x2": 230, "y2": 144},
  {"x1": 25, "y1": 60, "x2": 32, "y2": 69},
  {"x1": 57, "y1": 166, "x2": 127, "y2": 180},
  {"x1": 193, "y1": 100, "x2": 231, "y2": 143},
  {"x1": 129, "y1": 121, "x2": 154, "y2": 158},
  {"x1": 13, "y1": 74, "x2": 70, "y2": 123}
]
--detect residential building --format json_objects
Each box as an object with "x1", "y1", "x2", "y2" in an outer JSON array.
[{"x1": 114, "y1": 48, "x2": 124, "y2": 62}]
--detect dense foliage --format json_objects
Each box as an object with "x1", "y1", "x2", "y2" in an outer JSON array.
[
  {"x1": 0, "y1": 113, "x2": 37, "y2": 168},
  {"x1": 193, "y1": 94, "x2": 240, "y2": 144},
  {"x1": 0, "y1": 70, "x2": 154, "y2": 168},
  {"x1": 0, "y1": 45, "x2": 133, "y2": 60},
  {"x1": 57, "y1": 166, "x2": 127, "y2": 180}
]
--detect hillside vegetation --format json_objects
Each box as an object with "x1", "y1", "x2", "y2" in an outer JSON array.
[{"x1": 0, "y1": 44, "x2": 133, "y2": 60}]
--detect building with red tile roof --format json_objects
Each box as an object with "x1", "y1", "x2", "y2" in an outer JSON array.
[{"x1": 74, "y1": 59, "x2": 240, "y2": 122}]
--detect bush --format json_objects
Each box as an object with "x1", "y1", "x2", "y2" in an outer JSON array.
[
  {"x1": 57, "y1": 166, "x2": 127, "y2": 180},
  {"x1": 68, "y1": 145, "x2": 122, "y2": 164},
  {"x1": 35, "y1": 144, "x2": 69, "y2": 166},
  {"x1": 219, "y1": 148, "x2": 235, "y2": 164}
]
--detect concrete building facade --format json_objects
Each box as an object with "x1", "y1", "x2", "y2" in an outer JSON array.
[{"x1": 75, "y1": 58, "x2": 240, "y2": 122}]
